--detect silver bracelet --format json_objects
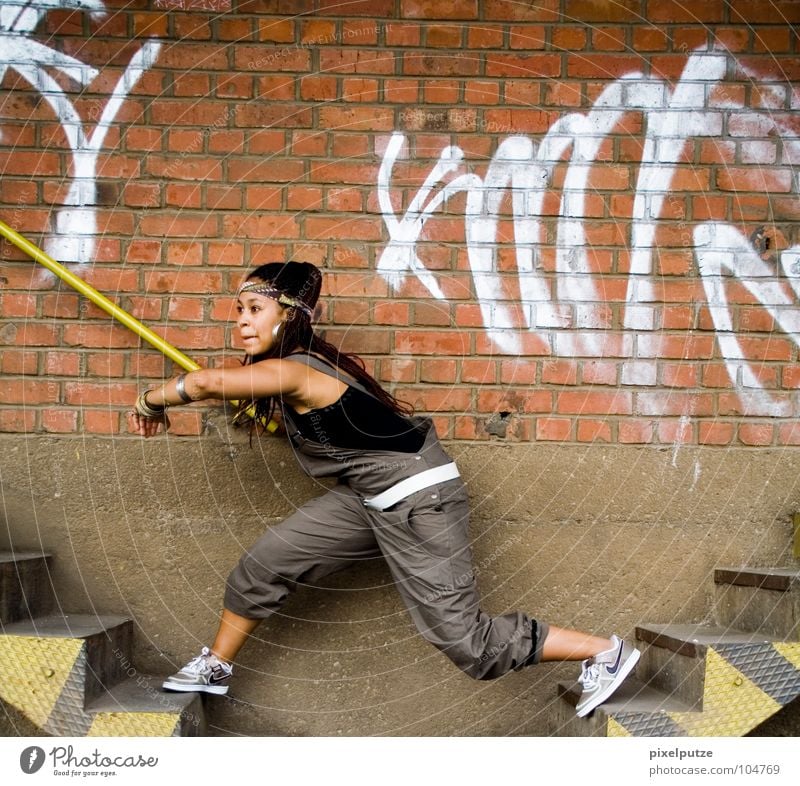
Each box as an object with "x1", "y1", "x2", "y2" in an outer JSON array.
[
  {"x1": 135, "y1": 390, "x2": 166, "y2": 419},
  {"x1": 175, "y1": 373, "x2": 193, "y2": 404}
]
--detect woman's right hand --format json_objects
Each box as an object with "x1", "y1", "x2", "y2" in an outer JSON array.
[{"x1": 127, "y1": 410, "x2": 171, "y2": 438}]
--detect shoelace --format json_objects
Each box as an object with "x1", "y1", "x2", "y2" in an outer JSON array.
[
  {"x1": 182, "y1": 647, "x2": 214, "y2": 675},
  {"x1": 578, "y1": 658, "x2": 600, "y2": 691}
]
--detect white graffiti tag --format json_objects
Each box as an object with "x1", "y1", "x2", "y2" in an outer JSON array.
[
  {"x1": 1, "y1": 1, "x2": 160, "y2": 269},
  {"x1": 378, "y1": 50, "x2": 799, "y2": 413}
]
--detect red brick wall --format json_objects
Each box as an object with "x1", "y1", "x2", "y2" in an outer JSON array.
[{"x1": 1, "y1": 0, "x2": 799, "y2": 445}]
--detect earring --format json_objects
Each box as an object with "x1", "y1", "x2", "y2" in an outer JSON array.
[{"x1": 272, "y1": 322, "x2": 284, "y2": 340}]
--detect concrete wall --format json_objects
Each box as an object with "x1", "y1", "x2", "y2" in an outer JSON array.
[{"x1": 2, "y1": 412, "x2": 796, "y2": 735}]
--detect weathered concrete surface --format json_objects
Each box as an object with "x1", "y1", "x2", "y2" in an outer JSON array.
[{"x1": 1, "y1": 415, "x2": 797, "y2": 736}]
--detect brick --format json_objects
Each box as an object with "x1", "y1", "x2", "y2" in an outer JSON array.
[
  {"x1": 464, "y1": 81, "x2": 501, "y2": 105},
  {"x1": 87, "y1": 352, "x2": 125, "y2": 378},
  {"x1": 342, "y1": 78, "x2": 380, "y2": 103},
  {"x1": 341, "y1": 20, "x2": 379, "y2": 46},
  {"x1": 306, "y1": 216, "x2": 383, "y2": 241},
  {"x1": 577, "y1": 419, "x2": 612, "y2": 443},
  {"x1": 467, "y1": 25, "x2": 504, "y2": 48},
  {"x1": 379, "y1": 358, "x2": 417, "y2": 383},
  {"x1": 127, "y1": 297, "x2": 164, "y2": 321},
  {"x1": 535, "y1": 418, "x2": 572, "y2": 441},
  {"x1": 621, "y1": 361, "x2": 657, "y2": 386},
  {"x1": 557, "y1": 390, "x2": 632, "y2": 415},
  {"x1": 172, "y1": 73, "x2": 211, "y2": 97},
  {"x1": 486, "y1": 53, "x2": 560, "y2": 78},
  {"x1": 581, "y1": 361, "x2": 618, "y2": 386},
  {"x1": 619, "y1": 419, "x2": 655, "y2": 444},
  {"x1": 567, "y1": 54, "x2": 642, "y2": 78},
  {"x1": 318, "y1": 106, "x2": 394, "y2": 131},
  {"x1": 482, "y1": 0, "x2": 559, "y2": 20},
  {"x1": 7, "y1": 324, "x2": 59, "y2": 347},
  {"x1": 566, "y1": 0, "x2": 642, "y2": 21},
  {"x1": 1, "y1": 293, "x2": 37, "y2": 318},
  {"x1": 385, "y1": 23, "x2": 421, "y2": 46},
  {"x1": 44, "y1": 352, "x2": 80, "y2": 376},
  {"x1": 42, "y1": 409, "x2": 78, "y2": 433},
  {"x1": 718, "y1": 392, "x2": 793, "y2": 417},
  {"x1": 139, "y1": 214, "x2": 218, "y2": 238},
  {"x1": 165, "y1": 184, "x2": 202, "y2": 208},
  {"x1": 426, "y1": 24, "x2": 463, "y2": 48},
  {"x1": 637, "y1": 391, "x2": 714, "y2": 417},
  {"x1": 424, "y1": 80, "x2": 461, "y2": 104},
  {"x1": 661, "y1": 363, "x2": 699, "y2": 388},
  {"x1": 420, "y1": 359, "x2": 457, "y2": 383},
  {"x1": 300, "y1": 75, "x2": 338, "y2": 101},
  {"x1": 222, "y1": 214, "x2": 299, "y2": 239},
  {"x1": 658, "y1": 419, "x2": 694, "y2": 444},
  {"x1": 384, "y1": 80, "x2": 420, "y2": 104},
  {"x1": 0, "y1": 410, "x2": 36, "y2": 432},
  {"x1": 84, "y1": 410, "x2": 119, "y2": 434},
  {"x1": 592, "y1": 26, "x2": 626, "y2": 51},
  {"x1": 475, "y1": 332, "x2": 551, "y2": 356},
  {"x1": 460, "y1": 360, "x2": 497, "y2": 384},
  {"x1": 401, "y1": 1, "x2": 478, "y2": 19},
  {"x1": 698, "y1": 421, "x2": 735, "y2": 445},
  {"x1": 717, "y1": 167, "x2": 792, "y2": 193},
  {"x1": 477, "y1": 389, "x2": 551, "y2": 414},
  {"x1": 632, "y1": 27, "x2": 668, "y2": 51},
  {"x1": 395, "y1": 330, "x2": 469, "y2": 356},
  {"x1": 403, "y1": 51, "x2": 480, "y2": 77},
  {"x1": 0, "y1": 380, "x2": 59, "y2": 404},
  {"x1": 637, "y1": 335, "x2": 715, "y2": 360},
  {"x1": 165, "y1": 409, "x2": 205, "y2": 436},
  {"x1": 649, "y1": 0, "x2": 724, "y2": 22},
  {"x1": 509, "y1": 25, "x2": 545, "y2": 49},
  {"x1": 227, "y1": 159, "x2": 305, "y2": 183},
  {"x1": 319, "y1": 49, "x2": 395, "y2": 75},
  {"x1": 1, "y1": 350, "x2": 38, "y2": 375},
  {"x1": 738, "y1": 423, "x2": 774, "y2": 446},
  {"x1": 778, "y1": 423, "x2": 800, "y2": 446},
  {"x1": 541, "y1": 360, "x2": 578, "y2": 386},
  {"x1": 405, "y1": 387, "x2": 471, "y2": 413}
]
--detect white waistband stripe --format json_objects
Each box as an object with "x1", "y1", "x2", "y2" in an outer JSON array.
[{"x1": 362, "y1": 462, "x2": 461, "y2": 511}]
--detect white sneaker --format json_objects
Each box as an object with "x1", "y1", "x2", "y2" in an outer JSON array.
[
  {"x1": 162, "y1": 647, "x2": 233, "y2": 695},
  {"x1": 575, "y1": 635, "x2": 640, "y2": 717}
]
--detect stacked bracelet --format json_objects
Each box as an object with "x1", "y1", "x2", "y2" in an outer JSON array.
[
  {"x1": 135, "y1": 390, "x2": 166, "y2": 419},
  {"x1": 175, "y1": 373, "x2": 193, "y2": 404}
]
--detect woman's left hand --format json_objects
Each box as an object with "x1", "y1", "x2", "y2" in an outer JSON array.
[{"x1": 127, "y1": 410, "x2": 171, "y2": 438}]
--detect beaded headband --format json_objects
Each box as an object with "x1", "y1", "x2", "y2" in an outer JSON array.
[{"x1": 236, "y1": 280, "x2": 315, "y2": 319}]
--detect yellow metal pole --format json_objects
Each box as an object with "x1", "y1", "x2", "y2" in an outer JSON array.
[{"x1": 0, "y1": 219, "x2": 276, "y2": 431}]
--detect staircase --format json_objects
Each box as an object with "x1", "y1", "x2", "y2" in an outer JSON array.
[
  {"x1": 554, "y1": 567, "x2": 800, "y2": 736},
  {"x1": 0, "y1": 550, "x2": 205, "y2": 736}
]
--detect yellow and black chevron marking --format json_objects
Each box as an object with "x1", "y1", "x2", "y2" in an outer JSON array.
[
  {"x1": 606, "y1": 642, "x2": 800, "y2": 737},
  {"x1": 0, "y1": 635, "x2": 184, "y2": 737}
]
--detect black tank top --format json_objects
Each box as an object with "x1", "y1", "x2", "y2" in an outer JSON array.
[{"x1": 284, "y1": 362, "x2": 426, "y2": 454}]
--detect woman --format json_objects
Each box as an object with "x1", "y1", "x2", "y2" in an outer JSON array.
[{"x1": 128, "y1": 261, "x2": 639, "y2": 719}]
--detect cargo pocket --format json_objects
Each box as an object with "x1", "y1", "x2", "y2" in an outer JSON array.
[{"x1": 401, "y1": 484, "x2": 459, "y2": 560}]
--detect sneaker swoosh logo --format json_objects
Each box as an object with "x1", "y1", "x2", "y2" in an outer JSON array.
[
  {"x1": 605, "y1": 646, "x2": 624, "y2": 675},
  {"x1": 208, "y1": 671, "x2": 230, "y2": 685}
]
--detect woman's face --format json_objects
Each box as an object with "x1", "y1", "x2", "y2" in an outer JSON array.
[{"x1": 235, "y1": 286, "x2": 287, "y2": 356}]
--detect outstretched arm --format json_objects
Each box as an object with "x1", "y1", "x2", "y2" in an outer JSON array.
[{"x1": 128, "y1": 359, "x2": 304, "y2": 438}]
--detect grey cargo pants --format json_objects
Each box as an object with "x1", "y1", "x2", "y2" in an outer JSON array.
[{"x1": 225, "y1": 477, "x2": 548, "y2": 680}]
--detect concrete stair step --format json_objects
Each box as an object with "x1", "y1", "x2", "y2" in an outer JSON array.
[
  {"x1": 0, "y1": 551, "x2": 53, "y2": 625},
  {"x1": 85, "y1": 676, "x2": 206, "y2": 737},
  {"x1": 714, "y1": 566, "x2": 800, "y2": 639},
  {"x1": 635, "y1": 623, "x2": 800, "y2": 726},
  {"x1": 0, "y1": 613, "x2": 134, "y2": 735},
  {"x1": 553, "y1": 676, "x2": 695, "y2": 737}
]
